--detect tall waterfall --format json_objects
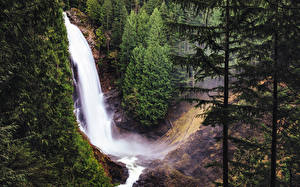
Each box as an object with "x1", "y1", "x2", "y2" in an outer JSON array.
[{"x1": 63, "y1": 13, "x2": 169, "y2": 187}]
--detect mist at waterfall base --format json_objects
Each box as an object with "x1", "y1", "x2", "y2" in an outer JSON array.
[{"x1": 64, "y1": 13, "x2": 172, "y2": 186}]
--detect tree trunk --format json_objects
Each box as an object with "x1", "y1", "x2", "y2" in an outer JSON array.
[
  {"x1": 223, "y1": 0, "x2": 230, "y2": 186},
  {"x1": 270, "y1": 1, "x2": 278, "y2": 186}
]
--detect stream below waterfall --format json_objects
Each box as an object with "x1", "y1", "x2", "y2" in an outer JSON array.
[{"x1": 64, "y1": 13, "x2": 173, "y2": 187}]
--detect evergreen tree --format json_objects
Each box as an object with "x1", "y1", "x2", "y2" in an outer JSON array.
[
  {"x1": 123, "y1": 46, "x2": 146, "y2": 112},
  {"x1": 137, "y1": 44, "x2": 172, "y2": 126},
  {"x1": 270, "y1": 1, "x2": 279, "y2": 185},
  {"x1": 119, "y1": 9, "x2": 149, "y2": 76},
  {"x1": 86, "y1": 0, "x2": 103, "y2": 24},
  {"x1": 122, "y1": 8, "x2": 173, "y2": 126},
  {"x1": 169, "y1": 0, "x2": 238, "y2": 185},
  {"x1": 0, "y1": 123, "x2": 32, "y2": 185},
  {"x1": 119, "y1": 10, "x2": 138, "y2": 75},
  {"x1": 102, "y1": 0, "x2": 113, "y2": 30},
  {"x1": 136, "y1": 9, "x2": 150, "y2": 46},
  {"x1": 0, "y1": 1, "x2": 112, "y2": 185},
  {"x1": 223, "y1": 0, "x2": 300, "y2": 186},
  {"x1": 144, "y1": 0, "x2": 162, "y2": 14},
  {"x1": 124, "y1": 0, "x2": 135, "y2": 11},
  {"x1": 111, "y1": 0, "x2": 128, "y2": 47},
  {"x1": 63, "y1": 0, "x2": 87, "y2": 11}
]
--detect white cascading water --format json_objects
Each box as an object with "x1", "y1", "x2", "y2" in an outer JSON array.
[{"x1": 64, "y1": 13, "x2": 170, "y2": 186}]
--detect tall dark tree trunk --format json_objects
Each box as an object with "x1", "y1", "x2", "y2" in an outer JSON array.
[
  {"x1": 270, "y1": 1, "x2": 278, "y2": 186},
  {"x1": 223, "y1": 0, "x2": 229, "y2": 186},
  {"x1": 270, "y1": 31, "x2": 278, "y2": 187}
]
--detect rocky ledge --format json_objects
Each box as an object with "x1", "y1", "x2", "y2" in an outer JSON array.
[
  {"x1": 134, "y1": 125, "x2": 223, "y2": 187},
  {"x1": 79, "y1": 131, "x2": 128, "y2": 184}
]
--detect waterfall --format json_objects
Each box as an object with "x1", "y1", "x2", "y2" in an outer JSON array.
[{"x1": 63, "y1": 13, "x2": 171, "y2": 187}]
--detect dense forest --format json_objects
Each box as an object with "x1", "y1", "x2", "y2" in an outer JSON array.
[
  {"x1": 1, "y1": 0, "x2": 299, "y2": 186},
  {"x1": 0, "y1": 0, "x2": 111, "y2": 186}
]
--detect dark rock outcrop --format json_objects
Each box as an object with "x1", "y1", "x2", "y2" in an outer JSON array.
[
  {"x1": 104, "y1": 88, "x2": 170, "y2": 139},
  {"x1": 79, "y1": 130, "x2": 128, "y2": 184},
  {"x1": 92, "y1": 146, "x2": 129, "y2": 184},
  {"x1": 134, "y1": 164, "x2": 201, "y2": 187},
  {"x1": 134, "y1": 125, "x2": 223, "y2": 187}
]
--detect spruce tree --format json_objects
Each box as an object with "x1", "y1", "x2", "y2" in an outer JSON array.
[{"x1": 123, "y1": 45, "x2": 146, "y2": 112}]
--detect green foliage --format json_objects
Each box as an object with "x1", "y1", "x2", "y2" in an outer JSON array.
[
  {"x1": 147, "y1": 8, "x2": 166, "y2": 45},
  {"x1": 124, "y1": 0, "x2": 134, "y2": 11},
  {"x1": 123, "y1": 46, "x2": 146, "y2": 112},
  {"x1": 86, "y1": 0, "x2": 103, "y2": 24},
  {"x1": 95, "y1": 26, "x2": 106, "y2": 49},
  {"x1": 172, "y1": 0, "x2": 300, "y2": 186},
  {"x1": 229, "y1": 1, "x2": 300, "y2": 185},
  {"x1": 144, "y1": 0, "x2": 162, "y2": 14},
  {"x1": 0, "y1": 124, "x2": 28, "y2": 185},
  {"x1": 122, "y1": 8, "x2": 173, "y2": 126},
  {"x1": 0, "y1": 0, "x2": 111, "y2": 186},
  {"x1": 72, "y1": 133, "x2": 111, "y2": 186},
  {"x1": 136, "y1": 9, "x2": 150, "y2": 46},
  {"x1": 111, "y1": 0, "x2": 128, "y2": 47},
  {"x1": 102, "y1": 0, "x2": 113, "y2": 30},
  {"x1": 63, "y1": 0, "x2": 87, "y2": 11},
  {"x1": 119, "y1": 10, "x2": 138, "y2": 74},
  {"x1": 119, "y1": 9, "x2": 149, "y2": 76}
]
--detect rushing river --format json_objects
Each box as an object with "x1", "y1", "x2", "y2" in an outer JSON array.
[{"x1": 64, "y1": 13, "x2": 170, "y2": 186}]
